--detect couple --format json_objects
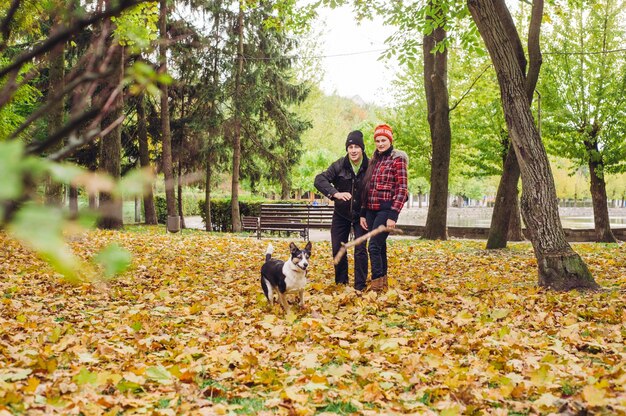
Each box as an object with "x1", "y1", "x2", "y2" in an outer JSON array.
[{"x1": 314, "y1": 124, "x2": 409, "y2": 293}]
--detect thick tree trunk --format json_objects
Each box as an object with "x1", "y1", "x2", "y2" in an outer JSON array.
[
  {"x1": 160, "y1": 0, "x2": 178, "y2": 232},
  {"x1": 97, "y1": 45, "x2": 123, "y2": 230},
  {"x1": 137, "y1": 91, "x2": 157, "y2": 225},
  {"x1": 422, "y1": 9, "x2": 451, "y2": 240},
  {"x1": 45, "y1": 37, "x2": 65, "y2": 206},
  {"x1": 231, "y1": 3, "x2": 244, "y2": 232},
  {"x1": 468, "y1": 0, "x2": 598, "y2": 290},
  {"x1": 487, "y1": 0, "x2": 542, "y2": 248},
  {"x1": 586, "y1": 138, "x2": 617, "y2": 242}
]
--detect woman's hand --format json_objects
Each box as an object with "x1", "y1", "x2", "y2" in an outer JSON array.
[
  {"x1": 386, "y1": 219, "x2": 396, "y2": 229},
  {"x1": 360, "y1": 217, "x2": 368, "y2": 231}
]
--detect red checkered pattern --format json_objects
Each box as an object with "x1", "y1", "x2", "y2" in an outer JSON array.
[{"x1": 365, "y1": 152, "x2": 408, "y2": 213}]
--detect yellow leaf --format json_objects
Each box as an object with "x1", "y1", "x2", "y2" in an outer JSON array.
[
  {"x1": 23, "y1": 377, "x2": 40, "y2": 393},
  {"x1": 582, "y1": 385, "x2": 607, "y2": 407}
]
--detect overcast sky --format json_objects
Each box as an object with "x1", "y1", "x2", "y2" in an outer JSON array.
[{"x1": 314, "y1": 6, "x2": 398, "y2": 107}]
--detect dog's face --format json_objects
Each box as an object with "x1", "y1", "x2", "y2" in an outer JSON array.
[{"x1": 289, "y1": 241, "x2": 312, "y2": 271}]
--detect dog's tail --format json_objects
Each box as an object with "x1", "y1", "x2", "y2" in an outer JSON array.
[{"x1": 265, "y1": 243, "x2": 274, "y2": 262}]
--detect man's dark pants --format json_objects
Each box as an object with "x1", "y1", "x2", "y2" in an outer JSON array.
[{"x1": 331, "y1": 213, "x2": 368, "y2": 290}]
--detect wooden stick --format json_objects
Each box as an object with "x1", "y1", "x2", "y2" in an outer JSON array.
[{"x1": 333, "y1": 225, "x2": 403, "y2": 265}]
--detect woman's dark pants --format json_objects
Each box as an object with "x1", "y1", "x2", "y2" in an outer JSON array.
[{"x1": 365, "y1": 209, "x2": 390, "y2": 280}]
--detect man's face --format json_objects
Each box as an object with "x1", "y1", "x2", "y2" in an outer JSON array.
[{"x1": 347, "y1": 144, "x2": 363, "y2": 163}]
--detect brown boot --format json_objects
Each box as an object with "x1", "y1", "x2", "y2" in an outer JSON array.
[
  {"x1": 382, "y1": 275, "x2": 388, "y2": 291},
  {"x1": 370, "y1": 277, "x2": 385, "y2": 293}
]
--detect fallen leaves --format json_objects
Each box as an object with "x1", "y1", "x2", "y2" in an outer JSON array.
[{"x1": 0, "y1": 227, "x2": 625, "y2": 414}]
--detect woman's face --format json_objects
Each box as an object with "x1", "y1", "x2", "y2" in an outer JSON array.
[{"x1": 374, "y1": 136, "x2": 391, "y2": 153}]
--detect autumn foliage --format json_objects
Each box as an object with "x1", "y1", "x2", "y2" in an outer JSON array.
[{"x1": 0, "y1": 228, "x2": 624, "y2": 415}]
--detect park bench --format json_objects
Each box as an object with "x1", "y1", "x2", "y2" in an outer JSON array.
[{"x1": 242, "y1": 203, "x2": 334, "y2": 240}]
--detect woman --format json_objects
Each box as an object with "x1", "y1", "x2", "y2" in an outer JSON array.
[{"x1": 359, "y1": 124, "x2": 409, "y2": 293}]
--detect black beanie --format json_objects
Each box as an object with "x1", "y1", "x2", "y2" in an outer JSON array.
[{"x1": 345, "y1": 130, "x2": 365, "y2": 151}]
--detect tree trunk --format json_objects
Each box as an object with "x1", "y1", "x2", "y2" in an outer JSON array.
[
  {"x1": 422, "y1": 5, "x2": 451, "y2": 240},
  {"x1": 586, "y1": 137, "x2": 617, "y2": 242},
  {"x1": 160, "y1": 0, "x2": 178, "y2": 232},
  {"x1": 280, "y1": 173, "x2": 290, "y2": 200},
  {"x1": 205, "y1": 152, "x2": 212, "y2": 232},
  {"x1": 487, "y1": 144, "x2": 521, "y2": 248},
  {"x1": 69, "y1": 185, "x2": 78, "y2": 219},
  {"x1": 45, "y1": 35, "x2": 65, "y2": 206},
  {"x1": 507, "y1": 194, "x2": 524, "y2": 241},
  {"x1": 487, "y1": 0, "x2": 543, "y2": 248},
  {"x1": 231, "y1": 3, "x2": 244, "y2": 232},
  {"x1": 177, "y1": 159, "x2": 186, "y2": 229},
  {"x1": 137, "y1": 91, "x2": 157, "y2": 224},
  {"x1": 468, "y1": 0, "x2": 599, "y2": 290},
  {"x1": 97, "y1": 44, "x2": 123, "y2": 230}
]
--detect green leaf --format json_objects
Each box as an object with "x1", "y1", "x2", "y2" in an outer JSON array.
[
  {"x1": 73, "y1": 367, "x2": 99, "y2": 386},
  {"x1": 48, "y1": 162, "x2": 85, "y2": 184},
  {"x1": 0, "y1": 368, "x2": 32, "y2": 381},
  {"x1": 8, "y1": 204, "x2": 80, "y2": 282},
  {"x1": 115, "y1": 168, "x2": 154, "y2": 198},
  {"x1": 94, "y1": 243, "x2": 132, "y2": 278},
  {"x1": 0, "y1": 140, "x2": 25, "y2": 200},
  {"x1": 145, "y1": 365, "x2": 173, "y2": 384}
]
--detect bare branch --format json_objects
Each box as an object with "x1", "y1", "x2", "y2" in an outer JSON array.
[
  {"x1": 333, "y1": 225, "x2": 404, "y2": 265},
  {"x1": 450, "y1": 64, "x2": 491, "y2": 112},
  {"x1": 0, "y1": 0, "x2": 147, "y2": 80},
  {"x1": 9, "y1": 71, "x2": 106, "y2": 140},
  {"x1": 0, "y1": 0, "x2": 21, "y2": 53}
]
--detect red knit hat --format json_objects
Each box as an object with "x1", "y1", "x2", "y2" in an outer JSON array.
[{"x1": 374, "y1": 124, "x2": 393, "y2": 142}]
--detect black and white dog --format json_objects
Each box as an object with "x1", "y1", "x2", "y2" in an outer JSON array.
[{"x1": 261, "y1": 241, "x2": 312, "y2": 313}]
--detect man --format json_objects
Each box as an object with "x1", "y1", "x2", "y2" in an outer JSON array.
[{"x1": 314, "y1": 130, "x2": 369, "y2": 291}]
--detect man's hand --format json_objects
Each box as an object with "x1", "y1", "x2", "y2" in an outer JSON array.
[
  {"x1": 386, "y1": 219, "x2": 396, "y2": 229},
  {"x1": 360, "y1": 217, "x2": 368, "y2": 230},
  {"x1": 333, "y1": 192, "x2": 352, "y2": 201}
]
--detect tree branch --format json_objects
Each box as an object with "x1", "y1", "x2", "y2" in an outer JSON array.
[
  {"x1": 450, "y1": 64, "x2": 491, "y2": 112},
  {"x1": 333, "y1": 225, "x2": 403, "y2": 265},
  {"x1": 9, "y1": 71, "x2": 106, "y2": 140},
  {"x1": 0, "y1": 0, "x2": 147, "y2": 80},
  {"x1": 525, "y1": 0, "x2": 544, "y2": 103},
  {"x1": 0, "y1": 0, "x2": 21, "y2": 53}
]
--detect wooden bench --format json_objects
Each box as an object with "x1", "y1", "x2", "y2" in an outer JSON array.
[{"x1": 242, "y1": 203, "x2": 334, "y2": 240}]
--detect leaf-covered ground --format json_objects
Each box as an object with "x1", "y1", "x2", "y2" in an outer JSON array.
[{"x1": 0, "y1": 227, "x2": 625, "y2": 415}]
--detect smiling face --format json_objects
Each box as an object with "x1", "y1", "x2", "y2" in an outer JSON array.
[
  {"x1": 374, "y1": 135, "x2": 391, "y2": 153},
  {"x1": 347, "y1": 144, "x2": 363, "y2": 163}
]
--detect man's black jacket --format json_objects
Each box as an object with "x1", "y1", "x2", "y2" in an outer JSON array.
[{"x1": 314, "y1": 155, "x2": 369, "y2": 222}]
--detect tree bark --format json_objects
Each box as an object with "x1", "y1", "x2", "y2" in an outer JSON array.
[
  {"x1": 136, "y1": 91, "x2": 157, "y2": 224},
  {"x1": 585, "y1": 136, "x2": 617, "y2": 242},
  {"x1": 205, "y1": 152, "x2": 213, "y2": 232},
  {"x1": 45, "y1": 33, "x2": 65, "y2": 206},
  {"x1": 487, "y1": 0, "x2": 543, "y2": 248},
  {"x1": 160, "y1": 0, "x2": 178, "y2": 232},
  {"x1": 230, "y1": 3, "x2": 244, "y2": 232},
  {"x1": 468, "y1": 0, "x2": 598, "y2": 290},
  {"x1": 177, "y1": 158, "x2": 186, "y2": 229},
  {"x1": 69, "y1": 185, "x2": 78, "y2": 219},
  {"x1": 487, "y1": 143, "x2": 521, "y2": 248},
  {"x1": 97, "y1": 44, "x2": 124, "y2": 230},
  {"x1": 422, "y1": 3, "x2": 451, "y2": 240}
]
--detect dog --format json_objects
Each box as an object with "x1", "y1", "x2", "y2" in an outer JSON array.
[{"x1": 261, "y1": 241, "x2": 312, "y2": 313}]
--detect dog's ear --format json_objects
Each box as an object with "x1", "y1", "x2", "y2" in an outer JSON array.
[
  {"x1": 305, "y1": 241, "x2": 312, "y2": 253},
  {"x1": 289, "y1": 242, "x2": 298, "y2": 253}
]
